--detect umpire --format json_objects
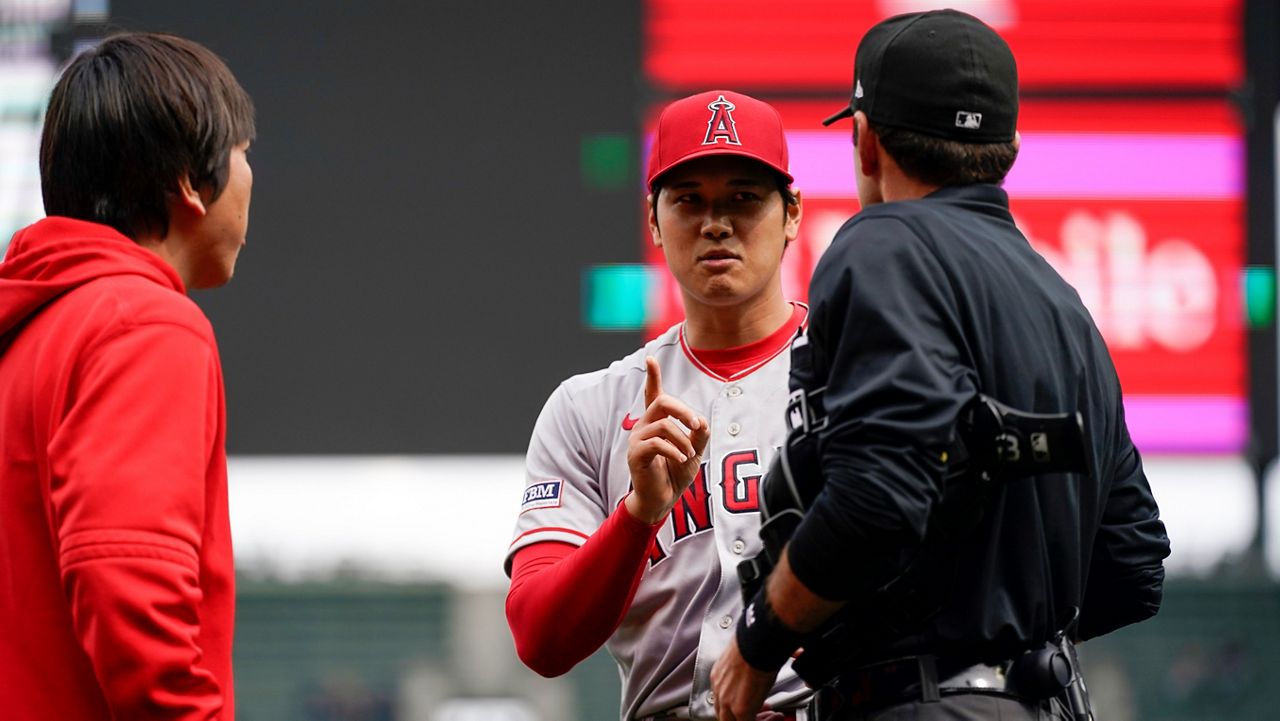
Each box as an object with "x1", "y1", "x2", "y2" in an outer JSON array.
[{"x1": 711, "y1": 9, "x2": 1171, "y2": 721}]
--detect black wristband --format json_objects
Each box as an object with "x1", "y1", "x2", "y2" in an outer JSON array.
[{"x1": 736, "y1": 588, "x2": 806, "y2": 672}]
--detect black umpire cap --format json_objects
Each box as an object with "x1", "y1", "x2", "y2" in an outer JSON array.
[{"x1": 823, "y1": 9, "x2": 1019, "y2": 143}]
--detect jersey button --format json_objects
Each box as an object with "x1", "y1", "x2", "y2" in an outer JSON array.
[
  {"x1": 726, "y1": 385, "x2": 742, "y2": 397},
  {"x1": 732, "y1": 539, "x2": 746, "y2": 554},
  {"x1": 708, "y1": 692, "x2": 716, "y2": 705},
  {"x1": 727, "y1": 422, "x2": 741, "y2": 436},
  {"x1": 719, "y1": 615, "x2": 733, "y2": 629}
]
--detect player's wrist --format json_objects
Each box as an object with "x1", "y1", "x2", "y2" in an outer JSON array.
[
  {"x1": 623, "y1": 491, "x2": 669, "y2": 526},
  {"x1": 736, "y1": 588, "x2": 808, "y2": 673}
]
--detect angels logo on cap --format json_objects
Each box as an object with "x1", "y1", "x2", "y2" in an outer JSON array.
[{"x1": 703, "y1": 95, "x2": 742, "y2": 146}]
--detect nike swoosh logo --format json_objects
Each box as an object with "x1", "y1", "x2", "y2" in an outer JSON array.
[{"x1": 622, "y1": 413, "x2": 640, "y2": 431}]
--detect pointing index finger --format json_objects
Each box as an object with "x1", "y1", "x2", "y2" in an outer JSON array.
[
  {"x1": 641, "y1": 358, "x2": 702, "y2": 431},
  {"x1": 644, "y1": 356, "x2": 662, "y2": 409}
]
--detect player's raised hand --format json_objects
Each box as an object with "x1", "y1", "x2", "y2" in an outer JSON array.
[{"x1": 625, "y1": 356, "x2": 711, "y2": 524}]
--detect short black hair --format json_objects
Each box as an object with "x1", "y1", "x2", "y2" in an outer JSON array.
[
  {"x1": 40, "y1": 32, "x2": 256, "y2": 240},
  {"x1": 769, "y1": 170, "x2": 799, "y2": 209},
  {"x1": 870, "y1": 122, "x2": 1017, "y2": 187}
]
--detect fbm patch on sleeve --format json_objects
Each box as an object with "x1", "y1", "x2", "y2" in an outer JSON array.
[{"x1": 521, "y1": 480, "x2": 563, "y2": 512}]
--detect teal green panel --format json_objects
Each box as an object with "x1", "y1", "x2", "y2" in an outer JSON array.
[
  {"x1": 580, "y1": 133, "x2": 633, "y2": 190},
  {"x1": 1243, "y1": 266, "x2": 1275, "y2": 329},
  {"x1": 583, "y1": 264, "x2": 653, "y2": 331}
]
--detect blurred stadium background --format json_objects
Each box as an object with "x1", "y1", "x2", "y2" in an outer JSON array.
[{"x1": 2, "y1": 0, "x2": 1278, "y2": 719}]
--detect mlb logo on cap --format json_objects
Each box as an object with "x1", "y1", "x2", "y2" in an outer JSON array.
[
  {"x1": 955, "y1": 111, "x2": 983, "y2": 130},
  {"x1": 647, "y1": 89, "x2": 793, "y2": 190}
]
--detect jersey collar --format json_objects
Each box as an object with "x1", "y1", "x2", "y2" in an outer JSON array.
[{"x1": 679, "y1": 302, "x2": 809, "y2": 382}]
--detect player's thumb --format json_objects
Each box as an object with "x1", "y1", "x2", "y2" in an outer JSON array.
[{"x1": 690, "y1": 416, "x2": 711, "y2": 455}]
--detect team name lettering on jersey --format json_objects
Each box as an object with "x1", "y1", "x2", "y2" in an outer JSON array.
[
  {"x1": 522, "y1": 480, "x2": 563, "y2": 512},
  {"x1": 648, "y1": 448, "x2": 765, "y2": 566},
  {"x1": 721, "y1": 449, "x2": 762, "y2": 514}
]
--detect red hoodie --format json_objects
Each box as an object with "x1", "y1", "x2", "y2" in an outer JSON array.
[{"x1": 0, "y1": 217, "x2": 234, "y2": 720}]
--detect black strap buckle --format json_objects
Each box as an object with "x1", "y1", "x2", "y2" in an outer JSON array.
[{"x1": 785, "y1": 386, "x2": 828, "y2": 437}]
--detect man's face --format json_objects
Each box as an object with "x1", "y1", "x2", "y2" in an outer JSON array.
[
  {"x1": 648, "y1": 155, "x2": 799, "y2": 314},
  {"x1": 187, "y1": 141, "x2": 252, "y2": 289}
]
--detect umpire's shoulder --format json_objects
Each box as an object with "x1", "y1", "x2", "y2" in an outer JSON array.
[
  {"x1": 831, "y1": 202, "x2": 933, "y2": 249},
  {"x1": 817, "y1": 205, "x2": 935, "y2": 285}
]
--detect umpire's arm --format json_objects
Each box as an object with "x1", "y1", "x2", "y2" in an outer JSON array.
[{"x1": 1078, "y1": 419, "x2": 1170, "y2": 640}]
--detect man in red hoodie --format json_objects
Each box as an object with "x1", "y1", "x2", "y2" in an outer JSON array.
[{"x1": 0, "y1": 33, "x2": 254, "y2": 720}]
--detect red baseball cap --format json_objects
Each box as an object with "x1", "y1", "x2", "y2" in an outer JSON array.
[{"x1": 646, "y1": 89, "x2": 793, "y2": 191}]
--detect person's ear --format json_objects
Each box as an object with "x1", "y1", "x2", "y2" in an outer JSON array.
[
  {"x1": 854, "y1": 112, "x2": 880, "y2": 180},
  {"x1": 647, "y1": 192, "x2": 663, "y2": 247},
  {"x1": 784, "y1": 188, "x2": 802, "y2": 246},
  {"x1": 174, "y1": 173, "x2": 208, "y2": 218}
]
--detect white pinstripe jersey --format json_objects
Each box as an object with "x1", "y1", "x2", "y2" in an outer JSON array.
[{"x1": 506, "y1": 310, "x2": 810, "y2": 720}]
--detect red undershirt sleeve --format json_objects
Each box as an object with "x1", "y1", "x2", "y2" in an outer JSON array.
[{"x1": 506, "y1": 500, "x2": 661, "y2": 677}]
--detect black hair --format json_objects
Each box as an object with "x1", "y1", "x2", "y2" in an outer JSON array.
[
  {"x1": 869, "y1": 122, "x2": 1017, "y2": 187},
  {"x1": 40, "y1": 32, "x2": 256, "y2": 239}
]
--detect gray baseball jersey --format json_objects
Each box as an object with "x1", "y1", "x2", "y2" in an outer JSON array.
[{"x1": 507, "y1": 312, "x2": 810, "y2": 720}]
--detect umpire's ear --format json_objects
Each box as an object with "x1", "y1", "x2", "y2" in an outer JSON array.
[
  {"x1": 854, "y1": 112, "x2": 880, "y2": 180},
  {"x1": 647, "y1": 193, "x2": 663, "y2": 247}
]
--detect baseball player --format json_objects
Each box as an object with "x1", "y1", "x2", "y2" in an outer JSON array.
[{"x1": 505, "y1": 90, "x2": 811, "y2": 720}]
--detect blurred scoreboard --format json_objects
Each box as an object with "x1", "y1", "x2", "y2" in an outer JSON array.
[
  {"x1": 640, "y1": 0, "x2": 1245, "y2": 454},
  {"x1": 645, "y1": 0, "x2": 1241, "y2": 91}
]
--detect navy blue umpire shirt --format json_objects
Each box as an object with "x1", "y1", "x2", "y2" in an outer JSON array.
[{"x1": 786, "y1": 183, "x2": 1171, "y2": 664}]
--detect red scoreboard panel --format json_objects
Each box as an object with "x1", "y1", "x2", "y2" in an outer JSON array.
[
  {"x1": 646, "y1": 0, "x2": 1242, "y2": 92},
  {"x1": 641, "y1": 95, "x2": 1245, "y2": 454},
  {"x1": 641, "y1": 1, "x2": 1245, "y2": 454}
]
